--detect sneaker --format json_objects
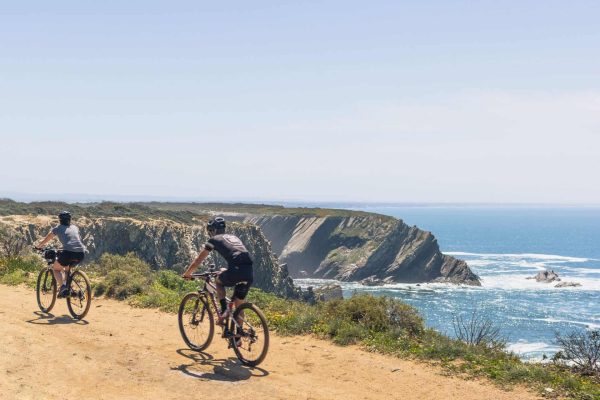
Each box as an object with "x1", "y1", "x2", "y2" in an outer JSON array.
[
  {"x1": 227, "y1": 334, "x2": 243, "y2": 349},
  {"x1": 216, "y1": 309, "x2": 230, "y2": 326},
  {"x1": 57, "y1": 284, "x2": 69, "y2": 298}
]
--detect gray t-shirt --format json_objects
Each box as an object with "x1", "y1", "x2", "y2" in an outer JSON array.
[{"x1": 51, "y1": 224, "x2": 86, "y2": 252}]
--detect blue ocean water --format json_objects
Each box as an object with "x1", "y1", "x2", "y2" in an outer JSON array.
[{"x1": 295, "y1": 206, "x2": 600, "y2": 360}]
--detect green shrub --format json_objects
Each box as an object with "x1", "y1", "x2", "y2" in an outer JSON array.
[
  {"x1": 329, "y1": 320, "x2": 368, "y2": 345},
  {"x1": 130, "y1": 281, "x2": 182, "y2": 313},
  {"x1": 90, "y1": 253, "x2": 153, "y2": 300},
  {"x1": 321, "y1": 294, "x2": 424, "y2": 340},
  {"x1": 0, "y1": 254, "x2": 45, "y2": 287},
  {"x1": 0, "y1": 254, "x2": 44, "y2": 275},
  {"x1": 0, "y1": 269, "x2": 32, "y2": 285},
  {"x1": 130, "y1": 271, "x2": 198, "y2": 312},
  {"x1": 94, "y1": 269, "x2": 150, "y2": 299},
  {"x1": 89, "y1": 252, "x2": 152, "y2": 276},
  {"x1": 156, "y1": 270, "x2": 196, "y2": 293}
]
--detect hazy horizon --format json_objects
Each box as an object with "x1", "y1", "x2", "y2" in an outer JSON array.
[
  {"x1": 3, "y1": 190, "x2": 600, "y2": 208},
  {"x1": 2, "y1": 2, "x2": 599, "y2": 203}
]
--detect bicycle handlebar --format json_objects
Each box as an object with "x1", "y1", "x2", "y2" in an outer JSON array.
[
  {"x1": 190, "y1": 271, "x2": 219, "y2": 279},
  {"x1": 33, "y1": 245, "x2": 56, "y2": 253}
]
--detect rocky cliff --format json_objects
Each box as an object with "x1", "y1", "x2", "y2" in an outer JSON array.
[
  {"x1": 242, "y1": 214, "x2": 480, "y2": 285},
  {"x1": 0, "y1": 215, "x2": 297, "y2": 297},
  {"x1": 0, "y1": 200, "x2": 480, "y2": 287}
]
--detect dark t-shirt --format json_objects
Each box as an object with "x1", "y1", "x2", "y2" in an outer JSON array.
[{"x1": 204, "y1": 234, "x2": 253, "y2": 267}]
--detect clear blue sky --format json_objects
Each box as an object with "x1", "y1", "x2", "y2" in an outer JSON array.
[{"x1": 1, "y1": 1, "x2": 599, "y2": 203}]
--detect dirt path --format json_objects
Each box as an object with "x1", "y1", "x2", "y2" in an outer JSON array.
[{"x1": 0, "y1": 285, "x2": 540, "y2": 400}]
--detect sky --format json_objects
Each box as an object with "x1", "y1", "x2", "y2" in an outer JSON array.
[{"x1": 1, "y1": 1, "x2": 599, "y2": 204}]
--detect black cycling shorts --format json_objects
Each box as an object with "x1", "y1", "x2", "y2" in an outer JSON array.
[
  {"x1": 57, "y1": 250, "x2": 85, "y2": 267},
  {"x1": 217, "y1": 264, "x2": 253, "y2": 300}
]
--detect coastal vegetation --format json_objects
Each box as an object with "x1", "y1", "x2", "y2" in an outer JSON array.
[
  {"x1": 0, "y1": 198, "x2": 379, "y2": 221},
  {"x1": 142, "y1": 201, "x2": 387, "y2": 218},
  {"x1": 0, "y1": 245, "x2": 598, "y2": 398},
  {"x1": 0, "y1": 199, "x2": 204, "y2": 223}
]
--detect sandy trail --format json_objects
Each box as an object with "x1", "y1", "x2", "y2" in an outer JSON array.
[{"x1": 0, "y1": 285, "x2": 539, "y2": 400}]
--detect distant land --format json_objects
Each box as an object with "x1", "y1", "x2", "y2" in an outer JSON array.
[{"x1": 2, "y1": 191, "x2": 599, "y2": 208}]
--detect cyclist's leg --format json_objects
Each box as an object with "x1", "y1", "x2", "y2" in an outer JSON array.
[
  {"x1": 232, "y1": 282, "x2": 250, "y2": 307},
  {"x1": 232, "y1": 280, "x2": 252, "y2": 334},
  {"x1": 52, "y1": 251, "x2": 66, "y2": 287},
  {"x1": 232, "y1": 265, "x2": 253, "y2": 307},
  {"x1": 216, "y1": 271, "x2": 234, "y2": 314},
  {"x1": 64, "y1": 253, "x2": 84, "y2": 286},
  {"x1": 55, "y1": 251, "x2": 80, "y2": 296},
  {"x1": 216, "y1": 281, "x2": 227, "y2": 312}
]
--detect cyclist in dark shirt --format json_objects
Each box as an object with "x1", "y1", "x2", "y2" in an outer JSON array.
[{"x1": 183, "y1": 217, "x2": 254, "y2": 318}]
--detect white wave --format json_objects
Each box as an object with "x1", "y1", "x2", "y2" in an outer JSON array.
[
  {"x1": 295, "y1": 274, "x2": 600, "y2": 292},
  {"x1": 293, "y1": 278, "x2": 486, "y2": 294},
  {"x1": 461, "y1": 259, "x2": 496, "y2": 267},
  {"x1": 447, "y1": 252, "x2": 591, "y2": 263},
  {"x1": 534, "y1": 318, "x2": 600, "y2": 330},
  {"x1": 480, "y1": 274, "x2": 600, "y2": 291},
  {"x1": 559, "y1": 267, "x2": 600, "y2": 274},
  {"x1": 445, "y1": 251, "x2": 600, "y2": 290},
  {"x1": 507, "y1": 341, "x2": 560, "y2": 355}
]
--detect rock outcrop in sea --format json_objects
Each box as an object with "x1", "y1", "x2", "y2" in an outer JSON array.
[
  {"x1": 314, "y1": 284, "x2": 344, "y2": 301},
  {"x1": 528, "y1": 270, "x2": 561, "y2": 283},
  {"x1": 554, "y1": 281, "x2": 582, "y2": 288}
]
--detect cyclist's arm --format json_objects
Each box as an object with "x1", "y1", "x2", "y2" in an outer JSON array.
[
  {"x1": 36, "y1": 232, "x2": 56, "y2": 249},
  {"x1": 182, "y1": 248, "x2": 210, "y2": 278}
]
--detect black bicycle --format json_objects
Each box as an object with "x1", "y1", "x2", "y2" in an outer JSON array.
[
  {"x1": 178, "y1": 265, "x2": 269, "y2": 366},
  {"x1": 34, "y1": 246, "x2": 92, "y2": 320}
]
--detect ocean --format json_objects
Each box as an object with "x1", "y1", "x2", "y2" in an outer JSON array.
[{"x1": 294, "y1": 206, "x2": 600, "y2": 361}]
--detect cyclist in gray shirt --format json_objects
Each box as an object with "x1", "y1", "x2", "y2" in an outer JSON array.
[{"x1": 36, "y1": 211, "x2": 86, "y2": 297}]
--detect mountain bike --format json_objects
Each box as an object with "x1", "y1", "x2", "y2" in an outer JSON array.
[
  {"x1": 33, "y1": 247, "x2": 92, "y2": 320},
  {"x1": 178, "y1": 265, "x2": 269, "y2": 366}
]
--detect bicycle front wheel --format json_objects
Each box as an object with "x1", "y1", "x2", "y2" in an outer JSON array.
[
  {"x1": 36, "y1": 269, "x2": 57, "y2": 313},
  {"x1": 178, "y1": 293, "x2": 214, "y2": 351},
  {"x1": 67, "y1": 270, "x2": 92, "y2": 320},
  {"x1": 231, "y1": 303, "x2": 269, "y2": 366}
]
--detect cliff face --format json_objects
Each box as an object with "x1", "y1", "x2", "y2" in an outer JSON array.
[
  {"x1": 0, "y1": 215, "x2": 297, "y2": 297},
  {"x1": 244, "y1": 214, "x2": 480, "y2": 285},
  {"x1": 0, "y1": 200, "x2": 480, "y2": 287}
]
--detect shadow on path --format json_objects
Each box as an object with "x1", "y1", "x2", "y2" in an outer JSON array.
[
  {"x1": 26, "y1": 311, "x2": 89, "y2": 325},
  {"x1": 172, "y1": 348, "x2": 269, "y2": 382}
]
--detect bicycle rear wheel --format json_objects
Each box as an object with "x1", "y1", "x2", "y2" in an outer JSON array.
[
  {"x1": 231, "y1": 303, "x2": 269, "y2": 366},
  {"x1": 36, "y1": 269, "x2": 57, "y2": 313},
  {"x1": 67, "y1": 270, "x2": 92, "y2": 320},
  {"x1": 178, "y1": 293, "x2": 214, "y2": 351}
]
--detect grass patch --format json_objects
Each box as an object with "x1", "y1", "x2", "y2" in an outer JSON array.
[
  {"x1": 89, "y1": 253, "x2": 154, "y2": 300},
  {"x1": 0, "y1": 254, "x2": 44, "y2": 287},
  {"x1": 0, "y1": 269, "x2": 33, "y2": 286}
]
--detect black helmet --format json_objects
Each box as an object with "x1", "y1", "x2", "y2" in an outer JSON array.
[
  {"x1": 207, "y1": 217, "x2": 226, "y2": 234},
  {"x1": 58, "y1": 210, "x2": 71, "y2": 225}
]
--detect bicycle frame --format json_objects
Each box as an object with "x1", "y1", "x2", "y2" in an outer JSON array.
[
  {"x1": 38, "y1": 247, "x2": 82, "y2": 297},
  {"x1": 181, "y1": 268, "x2": 269, "y2": 365},
  {"x1": 194, "y1": 272, "x2": 243, "y2": 337}
]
